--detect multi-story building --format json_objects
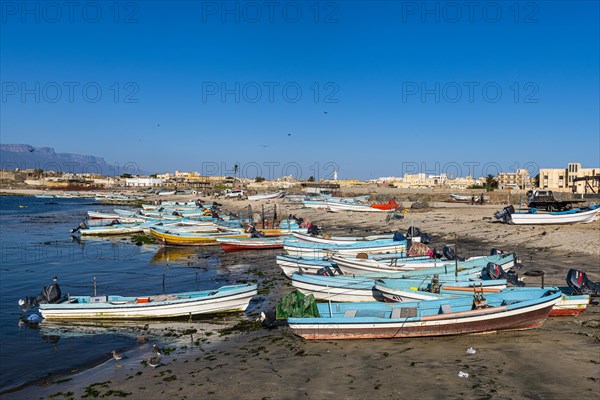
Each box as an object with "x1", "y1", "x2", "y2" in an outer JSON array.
[
  {"x1": 539, "y1": 162, "x2": 599, "y2": 194},
  {"x1": 498, "y1": 169, "x2": 532, "y2": 190}
]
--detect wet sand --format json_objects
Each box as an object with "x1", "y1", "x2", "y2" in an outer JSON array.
[{"x1": 3, "y1": 199, "x2": 599, "y2": 399}]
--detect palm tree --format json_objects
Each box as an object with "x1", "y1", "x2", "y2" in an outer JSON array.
[
  {"x1": 485, "y1": 174, "x2": 497, "y2": 192},
  {"x1": 234, "y1": 163, "x2": 239, "y2": 179}
]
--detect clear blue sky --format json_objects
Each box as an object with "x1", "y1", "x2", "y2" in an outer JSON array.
[{"x1": 1, "y1": 1, "x2": 599, "y2": 180}]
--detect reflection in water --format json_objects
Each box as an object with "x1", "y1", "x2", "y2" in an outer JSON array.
[
  {"x1": 31, "y1": 318, "x2": 243, "y2": 348},
  {"x1": 151, "y1": 246, "x2": 222, "y2": 268}
]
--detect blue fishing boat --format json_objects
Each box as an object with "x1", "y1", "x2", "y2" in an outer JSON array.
[{"x1": 287, "y1": 288, "x2": 562, "y2": 339}]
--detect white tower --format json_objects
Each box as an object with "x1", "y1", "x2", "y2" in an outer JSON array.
[{"x1": 333, "y1": 169, "x2": 338, "y2": 181}]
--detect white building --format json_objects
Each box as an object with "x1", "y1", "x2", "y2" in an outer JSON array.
[{"x1": 125, "y1": 177, "x2": 164, "y2": 187}]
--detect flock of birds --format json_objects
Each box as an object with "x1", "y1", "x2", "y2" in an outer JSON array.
[{"x1": 111, "y1": 344, "x2": 163, "y2": 368}]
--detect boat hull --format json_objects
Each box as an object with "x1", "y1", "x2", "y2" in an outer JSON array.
[
  {"x1": 327, "y1": 203, "x2": 387, "y2": 212},
  {"x1": 150, "y1": 228, "x2": 248, "y2": 245},
  {"x1": 510, "y1": 207, "x2": 600, "y2": 225},
  {"x1": 39, "y1": 285, "x2": 257, "y2": 320},
  {"x1": 289, "y1": 301, "x2": 557, "y2": 340}
]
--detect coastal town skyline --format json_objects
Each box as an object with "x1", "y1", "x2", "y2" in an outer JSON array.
[{"x1": 1, "y1": 142, "x2": 598, "y2": 182}]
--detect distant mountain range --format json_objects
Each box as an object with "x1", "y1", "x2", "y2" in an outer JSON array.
[{"x1": 0, "y1": 144, "x2": 145, "y2": 176}]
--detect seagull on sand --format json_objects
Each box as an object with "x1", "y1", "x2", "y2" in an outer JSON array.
[
  {"x1": 148, "y1": 356, "x2": 161, "y2": 368},
  {"x1": 112, "y1": 350, "x2": 124, "y2": 365}
]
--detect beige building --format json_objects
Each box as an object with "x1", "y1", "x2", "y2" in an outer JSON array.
[
  {"x1": 447, "y1": 176, "x2": 483, "y2": 189},
  {"x1": 498, "y1": 169, "x2": 532, "y2": 190},
  {"x1": 539, "y1": 162, "x2": 599, "y2": 194}
]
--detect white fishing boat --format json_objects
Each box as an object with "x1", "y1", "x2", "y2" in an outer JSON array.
[
  {"x1": 283, "y1": 239, "x2": 406, "y2": 258},
  {"x1": 291, "y1": 232, "x2": 394, "y2": 245},
  {"x1": 247, "y1": 191, "x2": 284, "y2": 201},
  {"x1": 508, "y1": 205, "x2": 600, "y2": 225},
  {"x1": 332, "y1": 253, "x2": 513, "y2": 275},
  {"x1": 291, "y1": 273, "x2": 507, "y2": 303},
  {"x1": 275, "y1": 255, "x2": 340, "y2": 277},
  {"x1": 79, "y1": 224, "x2": 144, "y2": 236},
  {"x1": 327, "y1": 201, "x2": 387, "y2": 213},
  {"x1": 38, "y1": 284, "x2": 257, "y2": 320}
]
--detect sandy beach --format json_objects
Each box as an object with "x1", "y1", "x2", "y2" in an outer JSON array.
[{"x1": 1, "y1": 193, "x2": 599, "y2": 399}]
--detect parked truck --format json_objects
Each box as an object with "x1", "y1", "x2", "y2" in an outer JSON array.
[{"x1": 526, "y1": 190, "x2": 585, "y2": 212}]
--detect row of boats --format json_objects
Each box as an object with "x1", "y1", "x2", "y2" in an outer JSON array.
[
  {"x1": 301, "y1": 195, "x2": 400, "y2": 212},
  {"x1": 270, "y1": 230, "x2": 599, "y2": 339},
  {"x1": 76, "y1": 201, "x2": 310, "y2": 249},
  {"x1": 19, "y1": 197, "x2": 600, "y2": 342}
]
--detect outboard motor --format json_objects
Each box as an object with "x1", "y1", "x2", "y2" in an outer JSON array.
[
  {"x1": 442, "y1": 245, "x2": 456, "y2": 260},
  {"x1": 494, "y1": 205, "x2": 515, "y2": 223},
  {"x1": 70, "y1": 221, "x2": 87, "y2": 233},
  {"x1": 316, "y1": 266, "x2": 342, "y2": 276},
  {"x1": 393, "y1": 231, "x2": 406, "y2": 242},
  {"x1": 406, "y1": 226, "x2": 421, "y2": 239},
  {"x1": 316, "y1": 266, "x2": 335, "y2": 276},
  {"x1": 430, "y1": 274, "x2": 441, "y2": 293},
  {"x1": 486, "y1": 262, "x2": 524, "y2": 287},
  {"x1": 420, "y1": 233, "x2": 431, "y2": 244},
  {"x1": 18, "y1": 277, "x2": 62, "y2": 312},
  {"x1": 307, "y1": 224, "x2": 320, "y2": 236},
  {"x1": 490, "y1": 248, "x2": 504, "y2": 256},
  {"x1": 566, "y1": 269, "x2": 600, "y2": 296},
  {"x1": 249, "y1": 226, "x2": 265, "y2": 238}
]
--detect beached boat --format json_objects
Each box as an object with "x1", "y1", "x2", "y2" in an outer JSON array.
[
  {"x1": 217, "y1": 237, "x2": 286, "y2": 252},
  {"x1": 370, "y1": 199, "x2": 399, "y2": 211},
  {"x1": 450, "y1": 194, "x2": 482, "y2": 202},
  {"x1": 275, "y1": 253, "x2": 417, "y2": 277},
  {"x1": 34, "y1": 194, "x2": 56, "y2": 199},
  {"x1": 508, "y1": 205, "x2": 600, "y2": 225},
  {"x1": 276, "y1": 255, "x2": 340, "y2": 277},
  {"x1": 157, "y1": 190, "x2": 176, "y2": 196},
  {"x1": 287, "y1": 287, "x2": 562, "y2": 339},
  {"x1": 550, "y1": 289, "x2": 591, "y2": 316},
  {"x1": 87, "y1": 211, "x2": 121, "y2": 220},
  {"x1": 291, "y1": 232, "x2": 394, "y2": 245},
  {"x1": 247, "y1": 191, "x2": 285, "y2": 201},
  {"x1": 257, "y1": 220, "x2": 309, "y2": 237},
  {"x1": 79, "y1": 223, "x2": 143, "y2": 236},
  {"x1": 39, "y1": 284, "x2": 257, "y2": 320},
  {"x1": 327, "y1": 201, "x2": 388, "y2": 213},
  {"x1": 302, "y1": 199, "x2": 330, "y2": 209},
  {"x1": 149, "y1": 227, "x2": 249, "y2": 245},
  {"x1": 291, "y1": 273, "x2": 507, "y2": 302},
  {"x1": 301, "y1": 195, "x2": 369, "y2": 209},
  {"x1": 331, "y1": 253, "x2": 512, "y2": 275},
  {"x1": 283, "y1": 239, "x2": 407, "y2": 258}
]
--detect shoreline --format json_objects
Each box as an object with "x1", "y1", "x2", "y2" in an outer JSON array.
[{"x1": 4, "y1": 242, "x2": 598, "y2": 399}]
